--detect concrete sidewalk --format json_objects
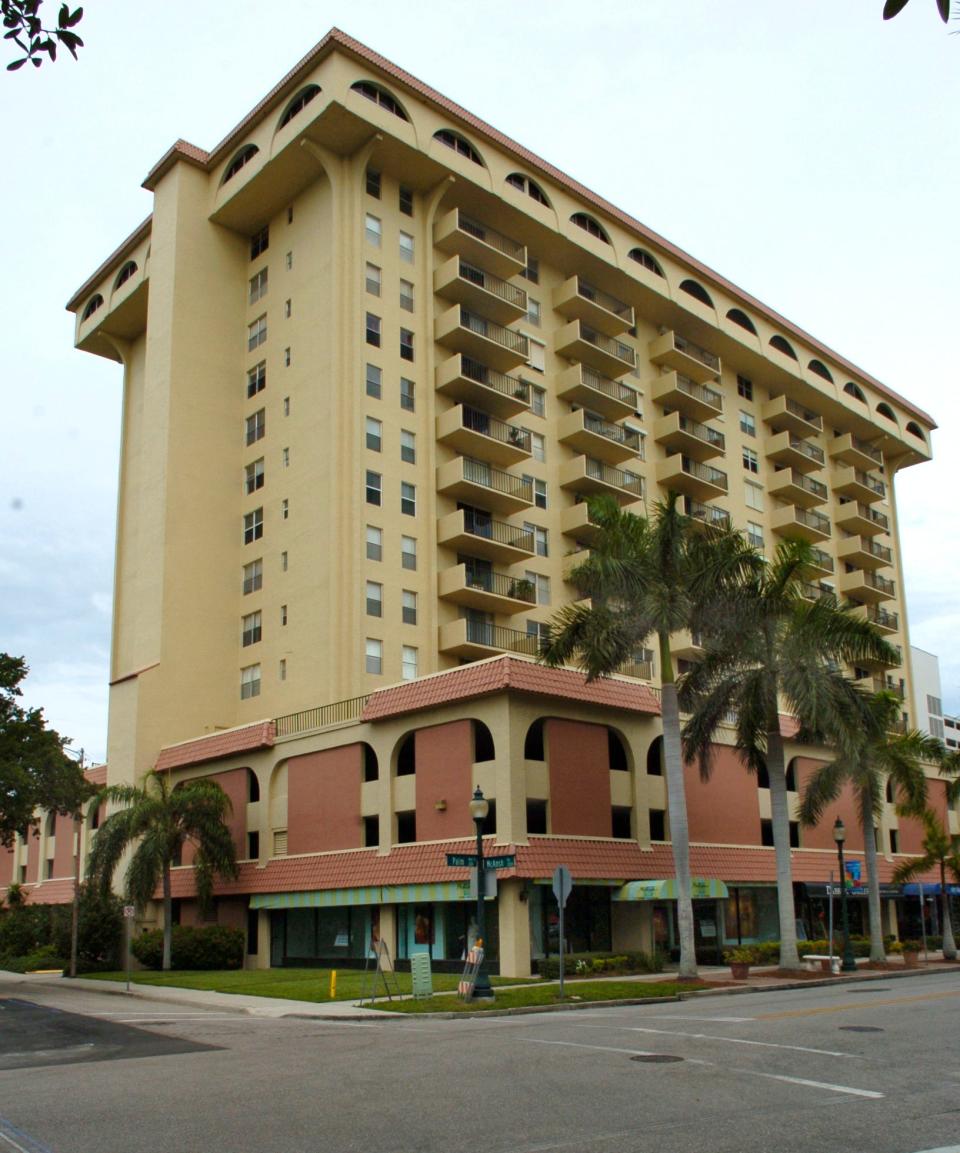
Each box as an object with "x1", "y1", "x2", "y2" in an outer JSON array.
[{"x1": 2, "y1": 955, "x2": 954, "y2": 1020}]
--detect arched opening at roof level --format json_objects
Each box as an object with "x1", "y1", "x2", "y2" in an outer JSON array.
[
  {"x1": 905, "y1": 421, "x2": 926, "y2": 441},
  {"x1": 113, "y1": 261, "x2": 138, "y2": 290},
  {"x1": 433, "y1": 128, "x2": 484, "y2": 166},
  {"x1": 505, "y1": 172, "x2": 550, "y2": 206},
  {"x1": 726, "y1": 307, "x2": 757, "y2": 335},
  {"x1": 81, "y1": 294, "x2": 103, "y2": 321},
  {"x1": 808, "y1": 359, "x2": 833, "y2": 382},
  {"x1": 221, "y1": 144, "x2": 259, "y2": 186},
  {"x1": 844, "y1": 381, "x2": 867, "y2": 403},
  {"x1": 628, "y1": 247, "x2": 665, "y2": 277},
  {"x1": 876, "y1": 402, "x2": 896, "y2": 422},
  {"x1": 350, "y1": 80, "x2": 409, "y2": 121},
  {"x1": 769, "y1": 334, "x2": 798, "y2": 360},
  {"x1": 570, "y1": 212, "x2": 610, "y2": 243},
  {"x1": 679, "y1": 279, "x2": 714, "y2": 308},
  {"x1": 277, "y1": 84, "x2": 321, "y2": 131}
]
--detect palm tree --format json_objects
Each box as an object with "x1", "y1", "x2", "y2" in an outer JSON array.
[
  {"x1": 540, "y1": 493, "x2": 756, "y2": 979},
  {"x1": 798, "y1": 692, "x2": 937, "y2": 962},
  {"x1": 892, "y1": 789, "x2": 960, "y2": 960},
  {"x1": 87, "y1": 770, "x2": 238, "y2": 970},
  {"x1": 680, "y1": 539, "x2": 900, "y2": 970}
]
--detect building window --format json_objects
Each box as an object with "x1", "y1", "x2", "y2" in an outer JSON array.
[
  {"x1": 285, "y1": 250, "x2": 293, "y2": 270},
  {"x1": 402, "y1": 646, "x2": 418, "y2": 681},
  {"x1": 527, "y1": 298, "x2": 541, "y2": 327},
  {"x1": 527, "y1": 337, "x2": 546, "y2": 373},
  {"x1": 284, "y1": 347, "x2": 291, "y2": 367},
  {"x1": 363, "y1": 815, "x2": 379, "y2": 847},
  {"x1": 533, "y1": 478, "x2": 547, "y2": 509},
  {"x1": 747, "y1": 521, "x2": 764, "y2": 548},
  {"x1": 612, "y1": 807, "x2": 632, "y2": 840},
  {"x1": 249, "y1": 268, "x2": 268, "y2": 303},
  {"x1": 401, "y1": 535, "x2": 417, "y2": 570},
  {"x1": 737, "y1": 375, "x2": 753, "y2": 401},
  {"x1": 524, "y1": 523, "x2": 548, "y2": 557},
  {"x1": 250, "y1": 226, "x2": 268, "y2": 259},
  {"x1": 242, "y1": 611, "x2": 262, "y2": 647},
  {"x1": 531, "y1": 432, "x2": 546, "y2": 462},
  {"x1": 745, "y1": 482, "x2": 764, "y2": 512},
  {"x1": 247, "y1": 315, "x2": 267, "y2": 351},
  {"x1": 402, "y1": 589, "x2": 417, "y2": 625},
  {"x1": 240, "y1": 664, "x2": 261, "y2": 699},
  {"x1": 365, "y1": 213, "x2": 381, "y2": 247},
  {"x1": 571, "y1": 212, "x2": 609, "y2": 241},
  {"x1": 400, "y1": 429, "x2": 416, "y2": 464},
  {"x1": 280, "y1": 604, "x2": 287, "y2": 626},
  {"x1": 366, "y1": 363, "x2": 382, "y2": 399},
  {"x1": 366, "y1": 416, "x2": 382, "y2": 452},
  {"x1": 284, "y1": 297, "x2": 292, "y2": 319},
  {"x1": 526, "y1": 799, "x2": 547, "y2": 834},
  {"x1": 400, "y1": 377, "x2": 415, "y2": 411},
  {"x1": 365, "y1": 638, "x2": 382, "y2": 675},
  {"x1": 530, "y1": 385, "x2": 546, "y2": 417},
  {"x1": 366, "y1": 168, "x2": 381, "y2": 198},
  {"x1": 366, "y1": 525, "x2": 382, "y2": 561},
  {"x1": 366, "y1": 312, "x2": 381, "y2": 347},
  {"x1": 521, "y1": 256, "x2": 539, "y2": 284},
  {"x1": 242, "y1": 558, "x2": 263, "y2": 595},
  {"x1": 399, "y1": 186, "x2": 414, "y2": 216},
  {"x1": 243, "y1": 508, "x2": 263, "y2": 544},
  {"x1": 366, "y1": 581, "x2": 383, "y2": 617},
  {"x1": 401, "y1": 481, "x2": 416, "y2": 516},
  {"x1": 399, "y1": 231, "x2": 414, "y2": 263},
  {"x1": 245, "y1": 458, "x2": 265, "y2": 494},
  {"x1": 649, "y1": 809, "x2": 666, "y2": 840},
  {"x1": 366, "y1": 263, "x2": 381, "y2": 296},
  {"x1": 525, "y1": 571, "x2": 551, "y2": 605},
  {"x1": 283, "y1": 396, "x2": 290, "y2": 416},
  {"x1": 366, "y1": 470, "x2": 382, "y2": 506},
  {"x1": 282, "y1": 447, "x2": 290, "y2": 467},
  {"x1": 247, "y1": 361, "x2": 266, "y2": 398},
  {"x1": 526, "y1": 620, "x2": 550, "y2": 650},
  {"x1": 740, "y1": 411, "x2": 756, "y2": 437},
  {"x1": 400, "y1": 328, "x2": 414, "y2": 361},
  {"x1": 281, "y1": 550, "x2": 288, "y2": 571},
  {"x1": 890, "y1": 828, "x2": 900, "y2": 854},
  {"x1": 280, "y1": 498, "x2": 289, "y2": 520},
  {"x1": 742, "y1": 446, "x2": 759, "y2": 474},
  {"x1": 399, "y1": 279, "x2": 414, "y2": 312},
  {"x1": 396, "y1": 810, "x2": 416, "y2": 843}
]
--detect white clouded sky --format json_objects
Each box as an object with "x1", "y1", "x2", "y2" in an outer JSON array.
[{"x1": 2, "y1": 0, "x2": 957, "y2": 763}]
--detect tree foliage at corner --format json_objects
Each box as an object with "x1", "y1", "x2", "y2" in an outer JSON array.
[
  {"x1": 3, "y1": 1, "x2": 83, "y2": 71},
  {"x1": 0, "y1": 653, "x2": 92, "y2": 848},
  {"x1": 883, "y1": 0, "x2": 951, "y2": 22}
]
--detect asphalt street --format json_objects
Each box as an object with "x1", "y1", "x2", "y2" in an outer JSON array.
[{"x1": 2, "y1": 971, "x2": 959, "y2": 1153}]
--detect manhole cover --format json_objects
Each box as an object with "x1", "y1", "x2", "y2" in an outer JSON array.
[
  {"x1": 631, "y1": 1054, "x2": 683, "y2": 1063},
  {"x1": 839, "y1": 1025, "x2": 884, "y2": 1033}
]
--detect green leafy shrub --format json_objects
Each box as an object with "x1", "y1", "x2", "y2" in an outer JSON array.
[
  {"x1": 131, "y1": 925, "x2": 244, "y2": 970},
  {"x1": 0, "y1": 888, "x2": 124, "y2": 973},
  {"x1": 724, "y1": 945, "x2": 759, "y2": 965},
  {"x1": 536, "y1": 950, "x2": 661, "y2": 980},
  {"x1": 0, "y1": 904, "x2": 50, "y2": 960},
  {"x1": 2, "y1": 945, "x2": 67, "y2": 973}
]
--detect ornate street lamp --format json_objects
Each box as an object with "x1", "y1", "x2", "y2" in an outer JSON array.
[
  {"x1": 833, "y1": 818, "x2": 857, "y2": 973},
  {"x1": 469, "y1": 786, "x2": 494, "y2": 999}
]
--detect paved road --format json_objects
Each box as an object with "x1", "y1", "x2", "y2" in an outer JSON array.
[{"x1": 2, "y1": 972, "x2": 959, "y2": 1153}]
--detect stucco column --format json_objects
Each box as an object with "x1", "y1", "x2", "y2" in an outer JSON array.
[
  {"x1": 497, "y1": 878, "x2": 531, "y2": 978},
  {"x1": 378, "y1": 905, "x2": 397, "y2": 970}
]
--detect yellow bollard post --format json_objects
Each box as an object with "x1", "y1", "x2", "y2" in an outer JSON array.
[{"x1": 329, "y1": 969, "x2": 337, "y2": 999}]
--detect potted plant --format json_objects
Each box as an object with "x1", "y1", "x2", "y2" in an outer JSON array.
[
  {"x1": 509, "y1": 578, "x2": 535, "y2": 601},
  {"x1": 893, "y1": 939, "x2": 923, "y2": 968},
  {"x1": 724, "y1": 945, "x2": 756, "y2": 980}
]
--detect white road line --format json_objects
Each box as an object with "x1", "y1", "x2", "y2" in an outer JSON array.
[
  {"x1": 741, "y1": 1071, "x2": 884, "y2": 1099},
  {"x1": 637, "y1": 1014, "x2": 755, "y2": 1023},
  {"x1": 623, "y1": 1025, "x2": 855, "y2": 1058},
  {"x1": 523, "y1": 1038, "x2": 657, "y2": 1057},
  {"x1": 909, "y1": 1147, "x2": 960, "y2": 1153}
]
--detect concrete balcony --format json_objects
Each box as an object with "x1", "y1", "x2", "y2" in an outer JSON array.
[
  {"x1": 557, "y1": 363, "x2": 638, "y2": 422},
  {"x1": 439, "y1": 564, "x2": 536, "y2": 614},
  {"x1": 771, "y1": 505, "x2": 832, "y2": 543},
  {"x1": 437, "y1": 509, "x2": 535, "y2": 564},
  {"x1": 838, "y1": 569, "x2": 895, "y2": 603},
  {"x1": 437, "y1": 404, "x2": 532, "y2": 467},
  {"x1": 854, "y1": 673, "x2": 905, "y2": 699},
  {"x1": 436, "y1": 306, "x2": 529, "y2": 372},
  {"x1": 433, "y1": 208, "x2": 526, "y2": 278},
  {"x1": 852, "y1": 603, "x2": 900, "y2": 635},
  {"x1": 654, "y1": 412, "x2": 725, "y2": 462},
  {"x1": 560, "y1": 499, "x2": 644, "y2": 544},
  {"x1": 553, "y1": 275, "x2": 634, "y2": 337},
  {"x1": 768, "y1": 468, "x2": 829, "y2": 509},
  {"x1": 657, "y1": 455, "x2": 728, "y2": 501},
  {"x1": 560, "y1": 456, "x2": 644, "y2": 504},
  {"x1": 834, "y1": 500, "x2": 890, "y2": 537},
  {"x1": 561, "y1": 548, "x2": 591, "y2": 583},
  {"x1": 648, "y1": 330, "x2": 721, "y2": 384},
  {"x1": 436, "y1": 456, "x2": 533, "y2": 515},
  {"x1": 557, "y1": 409, "x2": 642, "y2": 466},
  {"x1": 435, "y1": 355, "x2": 530, "y2": 420},
  {"x1": 618, "y1": 659, "x2": 655, "y2": 681},
  {"x1": 837, "y1": 536, "x2": 893, "y2": 571},
  {"x1": 555, "y1": 320, "x2": 637, "y2": 379},
  {"x1": 683, "y1": 497, "x2": 731, "y2": 532},
  {"x1": 650, "y1": 371, "x2": 723, "y2": 422},
  {"x1": 762, "y1": 395, "x2": 824, "y2": 438},
  {"x1": 803, "y1": 547, "x2": 835, "y2": 577},
  {"x1": 799, "y1": 581, "x2": 836, "y2": 603},
  {"x1": 672, "y1": 629, "x2": 704, "y2": 660},
  {"x1": 438, "y1": 618, "x2": 539, "y2": 661},
  {"x1": 832, "y1": 466, "x2": 886, "y2": 503},
  {"x1": 434, "y1": 256, "x2": 527, "y2": 325},
  {"x1": 829, "y1": 432, "x2": 884, "y2": 471},
  {"x1": 765, "y1": 430, "x2": 826, "y2": 473}
]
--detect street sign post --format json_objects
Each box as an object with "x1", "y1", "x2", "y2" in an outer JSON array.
[
  {"x1": 446, "y1": 853, "x2": 515, "y2": 870},
  {"x1": 123, "y1": 906, "x2": 135, "y2": 992},
  {"x1": 552, "y1": 865, "x2": 572, "y2": 997}
]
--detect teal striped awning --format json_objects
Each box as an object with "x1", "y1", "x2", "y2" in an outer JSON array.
[
  {"x1": 613, "y1": 878, "x2": 729, "y2": 902},
  {"x1": 249, "y1": 880, "x2": 475, "y2": 910}
]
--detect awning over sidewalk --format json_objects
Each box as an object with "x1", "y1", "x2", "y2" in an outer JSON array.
[
  {"x1": 902, "y1": 883, "x2": 960, "y2": 897},
  {"x1": 804, "y1": 882, "x2": 902, "y2": 899},
  {"x1": 613, "y1": 878, "x2": 729, "y2": 902},
  {"x1": 249, "y1": 880, "x2": 474, "y2": 909}
]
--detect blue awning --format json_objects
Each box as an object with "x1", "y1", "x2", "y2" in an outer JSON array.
[{"x1": 902, "y1": 883, "x2": 960, "y2": 897}]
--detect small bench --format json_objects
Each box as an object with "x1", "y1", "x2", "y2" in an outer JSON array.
[{"x1": 802, "y1": 954, "x2": 837, "y2": 972}]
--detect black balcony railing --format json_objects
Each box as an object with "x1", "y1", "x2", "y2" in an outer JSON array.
[
  {"x1": 673, "y1": 333, "x2": 720, "y2": 373},
  {"x1": 275, "y1": 695, "x2": 370, "y2": 737},
  {"x1": 461, "y1": 510, "x2": 534, "y2": 552},
  {"x1": 576, "y1": 279, "x2": 632, "y2": 321},
  {"x1": 457, "y1": 213, "x2": 525, "y2": 262},
  {"x1": 585, "y1": 458, "x2": 644, "y2": 497},
  {"x1": 462, "y1": 457, "x2": 533, "y2": 501},
  {"x1": 463, "y1": 567, "x2": 536, "y2": 603},
  {"x1": 583, "y1": 413, "x2": 641, "y2": 452},
  {"x1": 460, "y1": 309, "x2": 529, "y2": 356},
  {"x1": 579, "y1": 367, "x2": 638, "y2": 407},
  {"x1": 459, "y1": 357, "x2": 529, "y2": 404},
  {"x1": 678, "y1": 415, "x2": 725, "y2": 450},
  {"x1": 461, "y1": 405, "x2": 531, "y2": 452},
  {"x1": 465, "y1": 620, "x2": 540, "y2": 655},
  {"x1": 458, "y1": 259, "x2": 527, "y2": 309}
]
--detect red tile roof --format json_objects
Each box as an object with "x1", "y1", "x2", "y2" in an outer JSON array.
[
  {"x1": 362, "y1": 655, "x2": 661, "y2": 722},
  {"x1": 12, "y1": 878, "x2": 77, "y2": 905},
  {"x1": 156, "y1": 721, "x2": 275, "y2": 772},
  {"x1": 84, "y1": 764, "x2": 108, "y2": 786}
]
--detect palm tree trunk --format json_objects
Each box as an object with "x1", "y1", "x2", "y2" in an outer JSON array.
[
  {"x1": 659, "y1": 632, "x2": 697, "y2": 979},
  {"x1": 940, "y1": 858, "x2": 957, "y2": 960},
  {"x1": 860, "y1": 806, "x2": 886, "y2": 963},
  {"x1": 162, "y1": 863, "x2": 172, "y2": 972},
  {"x1": 766, "y1": 726, "x2": 801, "y2": 970}
]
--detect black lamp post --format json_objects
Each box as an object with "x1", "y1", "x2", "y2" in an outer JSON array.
[
  {"x1": 469, "y1": 786, "x2": 494, "y2": 999},
  {"x1": 833, "y1": 818, "x2": 857, "y2": 973}
]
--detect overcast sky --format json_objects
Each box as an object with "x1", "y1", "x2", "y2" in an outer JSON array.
[{"x1": 1, "y1": 0, "x2": 957, "y2": 764}]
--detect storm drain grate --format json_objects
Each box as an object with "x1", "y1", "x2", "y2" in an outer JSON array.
[
  {"x1": 631, "y1": 1054, "x2": 684, "y2": 1063},
  {"x1": 839, "y1": 1025, "x2": 884, "y2": 1032}
]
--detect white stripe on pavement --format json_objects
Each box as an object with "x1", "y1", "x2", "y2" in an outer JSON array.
[
  {"x1": 623, "y1": 1025, "x2": 855, "y2": 1058},
  {"x1": 742, "y1": 1071, "x2": 883, "y2": 1099}
]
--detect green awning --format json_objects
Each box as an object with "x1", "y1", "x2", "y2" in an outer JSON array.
[
  {"x1": 613, "y1": 878, "x2": 729, "y2": 902},
  {"x1": 249, "y1": 880, "x2": 475, "y2": 910}
]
